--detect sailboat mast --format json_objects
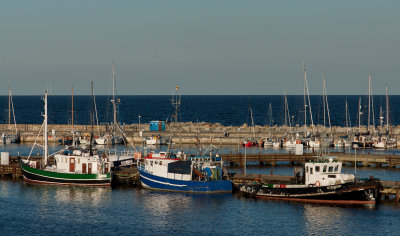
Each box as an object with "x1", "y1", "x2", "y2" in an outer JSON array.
[
  {"x1": 250, "y1": 106, "x2": 255, "y2": 140},
  {"x1": 322, "y1": 74, "x2": 326, "y2": 132},
  {"x1": 71, "y1": 86, "x2": 74, "y2": 131},
  {"x1": 323, "y1": 74, "x2": 332, "y2": 136},
  {"x1": 44, "y1": 90, "x2": 48, "y2": 166},
  {"x1": 304, "y1": 61, "x2": 314, "y2": 134},
  {"x1": 269, "y1": 102, "x2": 272, "y2": 127},
  {"x1": 368, "y1": 75, "x2": 371, "y2": 132},
  {"x1": 112, "y1": 62, "x2": 117, "y2": 126},
  {"x1": 8, "y1": 84, "x2": 11, "y2": 130},
  {"x1": 303, "y1": 60, "x2": 307, "y2": 136},
  {"x1": 358, "y1": 97, "x2": 361, "y2": 134},
  {"x1": 345, "y1": 98, "x2": 349, "y2": 136},
  {"x1": 386, "y1": 83, "x2": 389, "y2": 133},
  {"x1": 284, "y1": 83, "x2": 287, "y2": 126}
]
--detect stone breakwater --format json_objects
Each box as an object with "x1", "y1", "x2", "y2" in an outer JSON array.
[{"x1": 3, "y1": 123, "x2": 400, "y2": 146}]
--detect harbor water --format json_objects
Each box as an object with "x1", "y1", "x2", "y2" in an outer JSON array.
[{"x1": 1, "y1": 144, "x2": 400, "y2": 235}]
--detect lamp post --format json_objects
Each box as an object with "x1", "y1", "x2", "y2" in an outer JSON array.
[{"x1": 138, "y1": 115, "x2": 142, "y2": 133}]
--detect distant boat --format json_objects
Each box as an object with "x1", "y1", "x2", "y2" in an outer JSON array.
[
  {"x1": 97, "y1": 62, "x2": 125, "y2": 145},
  {"x1": 2, "y1": 85, "x2": 20, "y2": 144},
  {"x1": 138, "y1": 149, "x2": 232, "y2": 193},
  {"x1": 145, "y1": 134, "x2": 170, "y2": 145}
]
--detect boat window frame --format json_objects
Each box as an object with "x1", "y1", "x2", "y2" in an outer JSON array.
[
  {"x1": 334, "y1": 165, "x2": 338, "y2": 172},
  {"x1": 310, "y1": 167, "x2": 313, "y2": 174},
  {"x1": 315, "y1": 166, "x2": 320, "y2": 172},
  {"x1": 328, "y1": 166, "x2": 333, "y2": 172},
  {"x1": 323, "y1": 165, "x2": 327, "y2": 173}
]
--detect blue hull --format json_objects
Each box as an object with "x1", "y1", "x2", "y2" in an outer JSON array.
[{"x1": 138, "y1": 169, "x2": 232, "y2": 193}]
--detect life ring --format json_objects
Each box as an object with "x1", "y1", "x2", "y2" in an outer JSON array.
[{"x1": 315, "y1": 181, "x2": 321, "y2": 187}]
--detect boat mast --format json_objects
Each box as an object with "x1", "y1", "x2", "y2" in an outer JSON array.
[
  {"x1": 386, "y1": 83, "x2": 389, "y2": 133},
  {"x1": 303, "y1": 60, "x2": 314, "y2": 135},
  {"x1": 92, "y1": 80, "x2": 101, "y2": 136},
  {"x1": 371, "y1": 76, "x2": 375, "y2": 133},
  {"x1": 303, "y1": 60, "x2": 307, "y2": 137},
  {"x1": 368, "y1": 74, "x2": 371, "y2": 132},
  {"x1": 44, "y1": 90, "x2": 48, "y2": 166},
  {"x1": 112, "y1": 62, "x2": 117, "y2": 128},
  {"x1": 284, "y1": 83, "x2": 287, "y2": 126},
  {"x1": 8, "y1": 85, "x2": 18, "y2": 134},
  {"x1": 89, "y1": 81, "x2": 95, "y2": 155},
  {"x1": 250, "y1": 106, "x2": 256, "y2": 141},
  {"x1": 358, "y1": 97, "x2": 361, "y2": 134},
  {"x1": 8, "y1": 84, "x2": 11, "y2": 130},
  {"x1": 71, "y1": 86, "x2": 74, "y2": 131},
  {"x1": 322, "y1": 74, "x2": 332, "y2": 136},
  {"x1": 322, "y1": 74, "x2": 326, "y2": 133},
  {"x1": 268, "y1": 102, "x2": 272, "y2": 127},
  {"x1": 345, "y1": 98, "x2": 349, "y2": 136},
  {"x1": 379, "y1": 105, "x2": 383, "y2": 132}
]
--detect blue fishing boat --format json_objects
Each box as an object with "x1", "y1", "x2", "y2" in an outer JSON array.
[{"x1": 138, "y1": 151, "x2": 232, "y2": 193}]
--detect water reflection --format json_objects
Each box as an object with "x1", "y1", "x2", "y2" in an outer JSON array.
[{"x1": 302, "y1": 203, "x2": 375, "y2": 235}]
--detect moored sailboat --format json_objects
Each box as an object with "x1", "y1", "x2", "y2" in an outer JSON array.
[{"x1": 2, "y1": 85, "x2": 20, "y2": 144}]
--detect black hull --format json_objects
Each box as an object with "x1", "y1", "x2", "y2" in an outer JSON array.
[{"x1": 241, "y1": 180, "x2": 382, "y2": 204}]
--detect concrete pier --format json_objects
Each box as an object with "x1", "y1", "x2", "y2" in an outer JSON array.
[{"x1": 3, "y1": 123, "x2": 400, "y2": 146}]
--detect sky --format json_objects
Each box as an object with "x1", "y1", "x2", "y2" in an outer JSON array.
[{"x1": 1, "y1": 0, "x2": 400, "y2": 95}]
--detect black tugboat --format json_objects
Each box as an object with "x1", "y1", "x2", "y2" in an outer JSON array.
[{"x1": 240, "y1": 157, "x2": 382, "y2": 204}]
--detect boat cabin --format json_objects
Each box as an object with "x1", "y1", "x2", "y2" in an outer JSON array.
[
  {"x1": 302, "y1": 157, "x2": 354, "y2": 187},
  {"x1": 52, "y1": 149, "x2": 110, "y2": 175}
]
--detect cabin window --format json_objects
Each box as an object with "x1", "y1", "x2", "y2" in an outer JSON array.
[
  {"x1": 315, "y1": 166, "x2": 320, "y2": 172},
  {"x1": 328, "y1": 175, "x2": 336, "y2": 178},
  {"x1": 160, "y1": 161, "x2": 162, "y2": 165},
  {"x1": 334, "y1": 165, "x2": 338, "y2": 172},
  {"x1": 323, "y1": 165, "x2": 327, "y2": 173},
  {"x1": 150, "y1": 161, "x2": 153, "y2": 166},
  {"x1": 306, "y1": 167, "x2": 309, "y2": 173},
  {"x1": 328, "y1": 166, "x2": 333, "y2": 172},
  {"x1": 310, "y1": 168, "x2": 313, "y2": 174},
  {"x1": 78, "y1": 159, "x2": 80, "y2": 164}
]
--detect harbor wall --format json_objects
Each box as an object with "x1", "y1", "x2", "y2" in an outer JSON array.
[{"x1": 2, "y1": 123, "x2": 400, "y2": 145}]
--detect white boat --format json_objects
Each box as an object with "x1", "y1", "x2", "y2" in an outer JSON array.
[
  {"x1": 308, "y1": 139, "x2": 321, "y2": 148},
  {"x1": 95, "y1": 136, "x2": 108, "y2": 145},
  {"x1": 272, "y1": 140, "x2": 280, "y2": 148},
  {"x1": 145, "y1": 135, "x2": 170, "y2": 145},
  {"x1": 240, "y1": 156, "x2": 382, "y2": 204},
  {"x1": 20, "y1": 91, "x2": 112, "y2": 186},
  {"x1": 284, "y1": 138, "x2": 296, "y2": 148},
  {"x1": 263, "y1": 137, "x2": 273, "y2": 147}
]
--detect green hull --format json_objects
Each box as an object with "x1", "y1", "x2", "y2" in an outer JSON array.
[{"x1": 20, "y1": 159, "x2": 111, "y2": 186}]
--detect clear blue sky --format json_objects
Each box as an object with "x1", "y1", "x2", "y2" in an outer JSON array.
[{"x1": 1, "y1": 0, "x2": 399, "y2": 95}]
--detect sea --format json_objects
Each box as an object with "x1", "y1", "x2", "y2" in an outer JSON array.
[
  {"x1": 1, "y1": 95, "x2": 400, "y2": 127},
  {"x1": 1, "y1": 95, "x2": 400, "y2": 235}
]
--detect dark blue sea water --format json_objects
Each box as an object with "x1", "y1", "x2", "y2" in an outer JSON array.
[
  {"x1": 1, "y1": 144, "x2": 400, "y2": 235},
  {"x1": 1, "y1": 179, "x2": 400, "y2": 236},
  {"x1": 2, "y1": 95, "x2": 400, "y2": 126}
]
